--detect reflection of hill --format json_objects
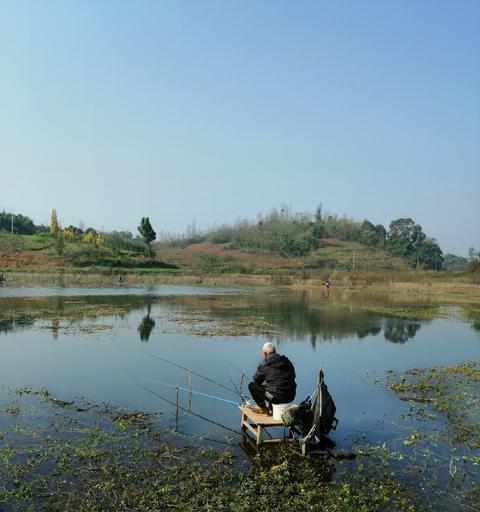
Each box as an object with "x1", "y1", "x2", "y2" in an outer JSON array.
[
  {"x1": 168, "y1": 292, "x2": 420, "y2": 344},
  {"x1": 0, "y1": 295, "x2": 158, "y2": 336},
  {"x1": 0, "y1": 291, "x2": 428, "y2": 344},
  {"x1": 382, "y1": 318, "x2": 421, "y2": 343}
]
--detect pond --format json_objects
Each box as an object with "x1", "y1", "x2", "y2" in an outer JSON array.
[
  {"x1": 0, "y1": 284, "x2": 479, "y2": 509},
  {"x1": 0, "y1": 284, "x2": 478, "y2": 441}
]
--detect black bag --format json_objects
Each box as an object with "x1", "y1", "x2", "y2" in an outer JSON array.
[
  {"x1": 317, "y1": 369, "x2": 338, "y2": 435},
  {"x1": 283, "y1": 368, "x2": 338, "y2": 451}
]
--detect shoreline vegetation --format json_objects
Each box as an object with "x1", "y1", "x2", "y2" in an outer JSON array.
[{"x1": 2, "y1": 268, "x2": 480, "y2": 301}]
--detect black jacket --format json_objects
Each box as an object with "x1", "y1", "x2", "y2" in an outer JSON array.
[{"x1": 253, "y1": 353, "x2": 296, "y2": 403}]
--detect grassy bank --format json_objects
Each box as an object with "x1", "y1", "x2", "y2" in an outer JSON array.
[{"x1": 2, "y1": 268, "x2": 480, "y2": 303}]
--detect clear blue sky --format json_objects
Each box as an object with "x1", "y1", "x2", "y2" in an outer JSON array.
[{"x1": 0, "y1": 1, "x2": 479, "y2": 255}]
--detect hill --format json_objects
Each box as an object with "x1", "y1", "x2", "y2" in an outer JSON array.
[{"x1": 157, "y1": 238, "x2": 408, "y2": 276}]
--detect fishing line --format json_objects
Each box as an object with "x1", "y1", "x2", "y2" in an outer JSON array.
[
  {"x1": 141, "y1": 351, "x2": 237, "y2": 395},
  {"x1": 139, "y1": 377, "x2": 238, "y2": 406},
  {"x1": 136, "y1": 382, "x2": 241, "y2": 435}
]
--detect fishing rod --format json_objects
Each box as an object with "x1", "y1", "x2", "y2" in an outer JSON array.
[
  {"x1": 140, "y1": 377, "x2": 239, "y2": 406},
  {"x1": 231, "y1": 364, "x2": 250, "y2": 403},
  {"x1": 136, "y1": 382, "x2": 241, "y2": 435},
  {"x1": 141, "y1": 351, "x2": 237, "y2": 395},
  {"x1": 226, "y1": 371, "x2": 247, "y2": 403}
]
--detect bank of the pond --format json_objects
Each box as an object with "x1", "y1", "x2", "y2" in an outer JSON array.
[{"x1": 3, "y1": 269, "x2": 480, "y2": 303}]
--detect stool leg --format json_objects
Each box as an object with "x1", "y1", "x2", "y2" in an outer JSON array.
[{"x1": 256, "y1": 425, "x2": 263, "y2": 445}]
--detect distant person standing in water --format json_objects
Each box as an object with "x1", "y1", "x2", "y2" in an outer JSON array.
[{"x1": 248, "y1": 342, "x2": 296, "y2": 415}]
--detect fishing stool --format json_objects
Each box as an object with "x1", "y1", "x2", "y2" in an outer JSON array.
[{"x1": 239, "y1": 406, "x2": 285, "y2": 446}]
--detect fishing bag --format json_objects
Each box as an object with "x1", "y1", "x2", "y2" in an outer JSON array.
[
  {"x1": 317, "y1": 369, "x2": 338, "y2": 435},
  {"x1": 282, "y1": 368, "x2": 338, "y2": 452}
]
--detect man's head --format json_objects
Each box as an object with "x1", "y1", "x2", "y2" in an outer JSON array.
[{"x1": 262, "y1": 342, "x2": 276, "y2": 360}]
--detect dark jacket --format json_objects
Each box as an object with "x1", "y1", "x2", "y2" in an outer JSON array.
[{"x1": 253, "y1": 353, "x2": 296, "y2": 403}]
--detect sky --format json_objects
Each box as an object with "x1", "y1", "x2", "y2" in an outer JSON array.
[{"x1": 0, "y1": 1, "x2": 479, "y2": 255}]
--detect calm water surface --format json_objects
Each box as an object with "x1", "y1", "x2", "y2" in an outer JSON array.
[{"x1": 1, "y1": 284, "x2": 479, "y2": 445}]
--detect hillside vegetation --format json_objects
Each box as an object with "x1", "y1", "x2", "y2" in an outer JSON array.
[
  {"x1": 158, "y1": 206, "x2": 445, "y2": 271},
  {"x1": 1, "y1": 207, "x2": 478, "y2": 279}
]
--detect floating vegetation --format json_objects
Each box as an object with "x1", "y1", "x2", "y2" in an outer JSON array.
[
  {"x1": 168, "y1": 311, "x2": 280, "y2": 337},
  {"x1": 0, "y1": 391, "x2": 419, "y2": 512},
  {"x1": 2, "y1": 383, "x2": 480, "y2": 511},
  {"x1": 387, "y1": 361, "x2": 480, "y2": 449},
  {"x1": 357, "y1": 304, "x2": 450, "y2": 321}
]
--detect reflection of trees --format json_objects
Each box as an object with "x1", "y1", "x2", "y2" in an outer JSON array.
[
  {"x1": 51, "y1": 318, "x2": 59, "y2": 340},
  {"x1": 167, "y1": 292, "x2": 428, "y2": 345},
  {"x1": 176, "y1": 292, "x2": 385, "y2": 344},
  {"x1": 0, "y1": 295, "x2": 159, "y2": 337},
  {"x1": 382, "y1": 318, "x2": 421, "y2": 343},
  {"x1": 138, "y1": 303, "x2": 155, "y2": 342},
  {"x1": 0, "y1": 315, "x2": 35, "y2": 335},
  {"x1": 462, "y1": 306, "x2": 480, "y2": 333},
  {"x1": 0, "y1": 291, "x2": 431, "y2": 345}
]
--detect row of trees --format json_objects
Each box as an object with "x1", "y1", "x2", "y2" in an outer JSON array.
[
  {"x1": 4, "y1": 207, "x2": 475, "y2": 273},
  {"x1": 0, "y1": 211, "x2": 47, "y2": 235},
  {"x1": 0, "y1": 209, "x2": 158, "y2": 257},
  {"x1": 200, "y1": 206, "x2": 444, "y2": 269}
]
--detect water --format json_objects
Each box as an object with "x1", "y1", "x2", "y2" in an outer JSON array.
[{"x1": 0, "y1": 284, "x2": 478, "y2": 445}]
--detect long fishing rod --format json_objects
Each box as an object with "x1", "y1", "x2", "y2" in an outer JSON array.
[
  {"x1": 136, "y1": 382, "x2": 240, "y2": 435},
  {"x1": 140, "y1": 377, "x2": 239, "y2": 406},
  {"x1": 226, "y1": 371, "x2": 247, "y2": 402},
  {"x1": 231, "y1": 364, "x2": 250, "y2": 403},
  {"x1": 141, "y1": 351, "x2": 237, "y2": 395}
]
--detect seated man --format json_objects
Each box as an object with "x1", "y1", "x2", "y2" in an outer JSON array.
[{"x1": 248, "y1": 342, "x2": 296, "y2": 415}]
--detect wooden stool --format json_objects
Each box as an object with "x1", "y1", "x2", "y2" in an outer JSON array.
[{"x1": 239, "y1": 406, "x2": 284, "y2": 446}]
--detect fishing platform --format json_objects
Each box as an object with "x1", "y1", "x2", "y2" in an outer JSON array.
[{"x1": 239, "y1": 406, "x2": 286, "y2": 446}]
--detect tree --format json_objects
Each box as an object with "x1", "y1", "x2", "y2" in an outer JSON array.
[
  {"x1": 468, "y1": 247, "x2": 480, "y2": 262},
  {"x1": 359, "y1": 220, "x2": 386, "y2": 249},
  {"x1": 50, "y1": 209, "x2": 59, "y2": 235},
  {"x1": 138, "y1": 217, "x2": 156, "y2": 257},
  {"x1": 314, "y1": 203, "x2": 323, "y2": 223},
  {"x1": 387, "y1": 218, "x2": 426, "y2": 265},
  {"x1": 375, "y1": 224, "x2": 387, "y2": 249},
  {"x1": 416, "y1": 238, "x2": 443, "y2": 270},
  {"x1": 55, "y1": 233, "x2": 64, "y2": 256},
  {"x1": 443, "y1": 253, "x2": 469, "y2": 271}
]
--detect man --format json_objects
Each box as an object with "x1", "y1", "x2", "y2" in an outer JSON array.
[{"x1": 248, "y1": 342, "x2": 296, "y2": 415}]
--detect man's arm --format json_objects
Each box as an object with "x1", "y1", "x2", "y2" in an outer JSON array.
[{"x1": 253, "y1": 362, "x2": 266, "y2": 384}]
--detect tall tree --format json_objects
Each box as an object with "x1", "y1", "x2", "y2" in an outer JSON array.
[
  {"x1": 138, "y1": 217, "x2": 156, "y2": 257},
  {"x1": 387, "y1": 218, "x2": 426, "y2": 265},
  {"x1": 50, "y1": 209, "x2": 59, "y2": 235},
  {"x1": 416, "y1": 238, "x2": 443, "y2": 270}
]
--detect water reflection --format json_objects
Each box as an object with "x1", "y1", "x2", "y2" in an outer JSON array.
[
  {"x1": 0, "y1": 315, "x2": 35, "y2": 335},
  {"x1": 382, "y1": 319, "x2": 421, "y2": 343},
  {"x1": 0, "y1": 290, "x2": 442, "y2": 344},
  {"x1": 138, "y1": 304, "x2": 155, "y2": 342},
  {"x1": 175, "y1": 291, "x2": 424, "y2": 344}
]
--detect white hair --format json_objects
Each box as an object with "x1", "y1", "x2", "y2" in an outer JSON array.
[{"x1": 262, "y1": 342, "x2": 276, "y2": 354}]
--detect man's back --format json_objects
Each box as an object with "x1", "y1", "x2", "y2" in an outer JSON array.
[{"x1": 253, "y1": 352, "x2": 296, "y2": 403}]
